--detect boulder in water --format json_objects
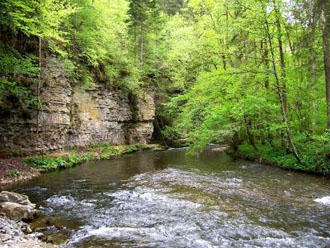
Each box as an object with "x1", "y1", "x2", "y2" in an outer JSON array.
[{"x1": 0, "y1": 191, "x2": 38, "y2": 221}]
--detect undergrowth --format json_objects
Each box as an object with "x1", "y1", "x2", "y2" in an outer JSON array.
[
  {"x1": 25, "y1": 144, "x2": 155, "y2": 172},
  {"x1": 7, "y1": 169, "x2": 21, "y2": 178},
  {"x1": 237, "y1": 141, "x2": 330, "y2": 175}
]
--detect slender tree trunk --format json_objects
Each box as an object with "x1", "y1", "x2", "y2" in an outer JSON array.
[
  {"x1": 261, "y1": 39, "x2": 272, "y2": 145},
  {"x1": 253, "y1": 40, "x2": 257, "y2": 64},
  {"x1": 263, "y1": 4, "x2": 301, "y2": 162},
  {"x1": 208, "y1": 12, "x2": 227, "y2": 70},
  {"x1": 274, "y1": 0, "x2": 288, "y2": 114},
  {"x1": 274, "y1": 0, "x2": 291, "y2": 151},
  {"x1": 284, "y1": 24, "x2": 294, "y2": 55},
  {"x1": 262, "y1": 40, "x2": 270, "y2": 89},
  {"x1": 37, "y1": 37, "x2": 42, "y2": 135},
  {"x1": 140, "y1": 25, "x2": 144, "y2": 67},
  {"x1": 222, "y1": 55, "x2": 227, "y2": 70},
  {"x1": 244, "y1": 115, "x2": 257, "y2": 151},
  {"x1": 320, "y1": 0, "x2": 330, "y2": 129},
  {"x1": 309, "y1": 12, "x2": 318, "y2": 128},
  {"x1": 134, "y1": 25, "x2": 137, "y2": 65},
  {"x1": 224, "y1": 1, "x2": 229, "y2": 70}
]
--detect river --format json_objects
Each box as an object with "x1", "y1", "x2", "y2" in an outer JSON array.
[{"x1": 12, "y1": 148, "x2": 330, "y2": 247}]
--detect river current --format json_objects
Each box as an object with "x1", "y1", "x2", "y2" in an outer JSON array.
[{"x1": 13, "y1": 148, "x2": 330, "y2": 247}]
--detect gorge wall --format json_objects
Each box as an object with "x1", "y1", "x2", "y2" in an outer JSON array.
[{"x1": 0, "y1": 57, "x2": 155, "y2": 153}]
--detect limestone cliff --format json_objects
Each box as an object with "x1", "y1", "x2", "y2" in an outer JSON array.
[{"x1": 0, "y1": 57, "x2": 155, "y2": 153}]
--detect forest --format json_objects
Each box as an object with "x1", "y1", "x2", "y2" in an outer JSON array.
[
  {"x1": 1, "y1": 1, "x2": 330, "y2": 247},
  {"x1": 0, "y1": 0, "x2": 329, "y2": 174}
]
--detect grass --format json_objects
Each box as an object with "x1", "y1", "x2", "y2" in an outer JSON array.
[
  {"x1": 7, "y1": 169, "x2": 21, "y2": 178},
  {"x1": 24, "y1": 144, "x2": 162, "y2": 172},
  {"x1": 235, "y1": 142, "x2": 330, "y2": 175}
]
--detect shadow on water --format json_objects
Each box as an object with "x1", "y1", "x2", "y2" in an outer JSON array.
[{"x1": 11, "y1": 148, "x2": 330, "y2": 248}]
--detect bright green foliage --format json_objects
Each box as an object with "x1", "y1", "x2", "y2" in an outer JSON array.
[
  {"x1": 0, "y1": 78, "x2": 38, "y2": 112},
  {"x1": 0, "y1": 44, "x2": 39, "y2": 112},
  {"x1": 0, "y1": 0, "x2": 73, "y2": 112},
  {"x1": 25, "y1": 153, "x2": 87, "y2": 171},
  {"x1": 163, "y1": 0, "x2": 330, "y2": 173},
  {"x1": 237, "y1": 133, "x2": 330, "y2": 174},
  {"x1": 0, "y1": 45, "x2": 38, "y2": 76},
  {"x1": 0, "y1": 0, "x2": 71, "y2": 38},
  {"x1": 68, "y1": 0, "x2": 129, "y2": 66},
  {"x1": 25, "y1": 144, "x2": 153, "y2": 172},
  {"x1": 1, "y1": 0, "x2": 329, "y2": 174},
  {"x1": 127, "y1": 0, "x2": 167, "y2": 84}
]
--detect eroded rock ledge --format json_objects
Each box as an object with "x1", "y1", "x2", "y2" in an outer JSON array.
[{"x1": 0, "y1": 56, "x2": 155, "y2": 153}]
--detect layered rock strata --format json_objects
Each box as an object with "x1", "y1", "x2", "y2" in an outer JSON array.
[{"x1": 0, "y1": 57, "x2": 155, "y2": 153}]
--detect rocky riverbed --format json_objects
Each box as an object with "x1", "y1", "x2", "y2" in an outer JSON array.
[{"x1": 0, "y1": 191, "x2": 55, "y2": 248}]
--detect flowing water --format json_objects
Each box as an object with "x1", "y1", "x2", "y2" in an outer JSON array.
[{"x1": 12, "y1": 148, "x2": 330, "y2": 247}]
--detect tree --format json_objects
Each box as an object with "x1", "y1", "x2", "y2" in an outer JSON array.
[
  {"x1": 163, "y1": 0, "x2": 329, "y2": 173},
  {"x1": 319, "y1": 0, "x2": 330, "y2": 129}
]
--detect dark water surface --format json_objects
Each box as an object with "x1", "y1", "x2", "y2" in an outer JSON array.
[{"x1": 12, "y1": 148, "x2": 330, "y2": 247}]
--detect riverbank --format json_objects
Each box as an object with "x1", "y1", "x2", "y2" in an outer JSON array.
[
  {"x1": 0, "y1": 143, "x2": 165, "y2": 188},
  {"x1": 230, "y1": 143, "x2": 330, "y2": 176}
]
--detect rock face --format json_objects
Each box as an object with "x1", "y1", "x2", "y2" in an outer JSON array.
[
  {"x1": 0, "y1": 191, "x2": 38, "y2": 221},
  {"x1": 0, "y1": 57, "x2": 155, "y2": 153}
]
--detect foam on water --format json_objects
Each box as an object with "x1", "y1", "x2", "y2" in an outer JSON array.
[
  {"x1": 46, "y1": 195, "x2": 76, "y2": 209},
  {"x1": 62, "y1": 168, "x2": 330, "y2": 248},
  {"x1": 314, "y1": 196, "x2": 330, "y2": 205}
]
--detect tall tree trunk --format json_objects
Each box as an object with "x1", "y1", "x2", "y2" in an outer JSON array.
[
  {"x1": 274, "y1": 0, "x2": 288, "y2": 114},
  {"x1": 224, "y1": 0, "x2": 229, "y2": 70},
  {"x1": 37, "y1": 37, "x2": 42, "y2": 135},
  {"x1": 244, "y1": 115, "x2": 257, "y2": 151},
  {"x1": 262, "y1": 40, "x2": 270, "y2": 89},
  {"x1": 263, "y1": 4, "x2": 301, "y2": 162},
  {"x1": 140, "y1": 25, "x2": 144, "y2": 67},
  {"x1": 284, "y1": 24, "x2": 294, "y2": 55},
  {"x1": 320, "y1": 0, "x2": 330, "y2": 129},
  {"x1": 274, "y1": 0, "x2": 290, "y2": 150},
  {"x1": 309, "y1": 10, "x2": 318, "y2": 128},
  {"x1": 134, "y1": 25, "x2": 138, "y2": 65},
  {"x1": 222, "y1": 55, "x2": 227, "y2": 70}
]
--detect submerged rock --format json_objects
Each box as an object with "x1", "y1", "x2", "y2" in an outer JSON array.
[{"x1": 0, "y1": 191, "x2": 38, "y2": 221}]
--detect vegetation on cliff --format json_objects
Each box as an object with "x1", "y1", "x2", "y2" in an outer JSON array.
[
  {"x1": 0, "y1": 0, "x2": 167, "y2": 114},
  {"x1": 0, "y1": 0, "x2": 329, "y2": 174}
]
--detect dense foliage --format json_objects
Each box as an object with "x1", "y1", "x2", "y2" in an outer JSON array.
[
  {"x1": 162, "y1": 0, "x2": 330, "y2": 174},
  {"x1": 0, "y1": 0, "x2": 329, "y2": 173}
]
